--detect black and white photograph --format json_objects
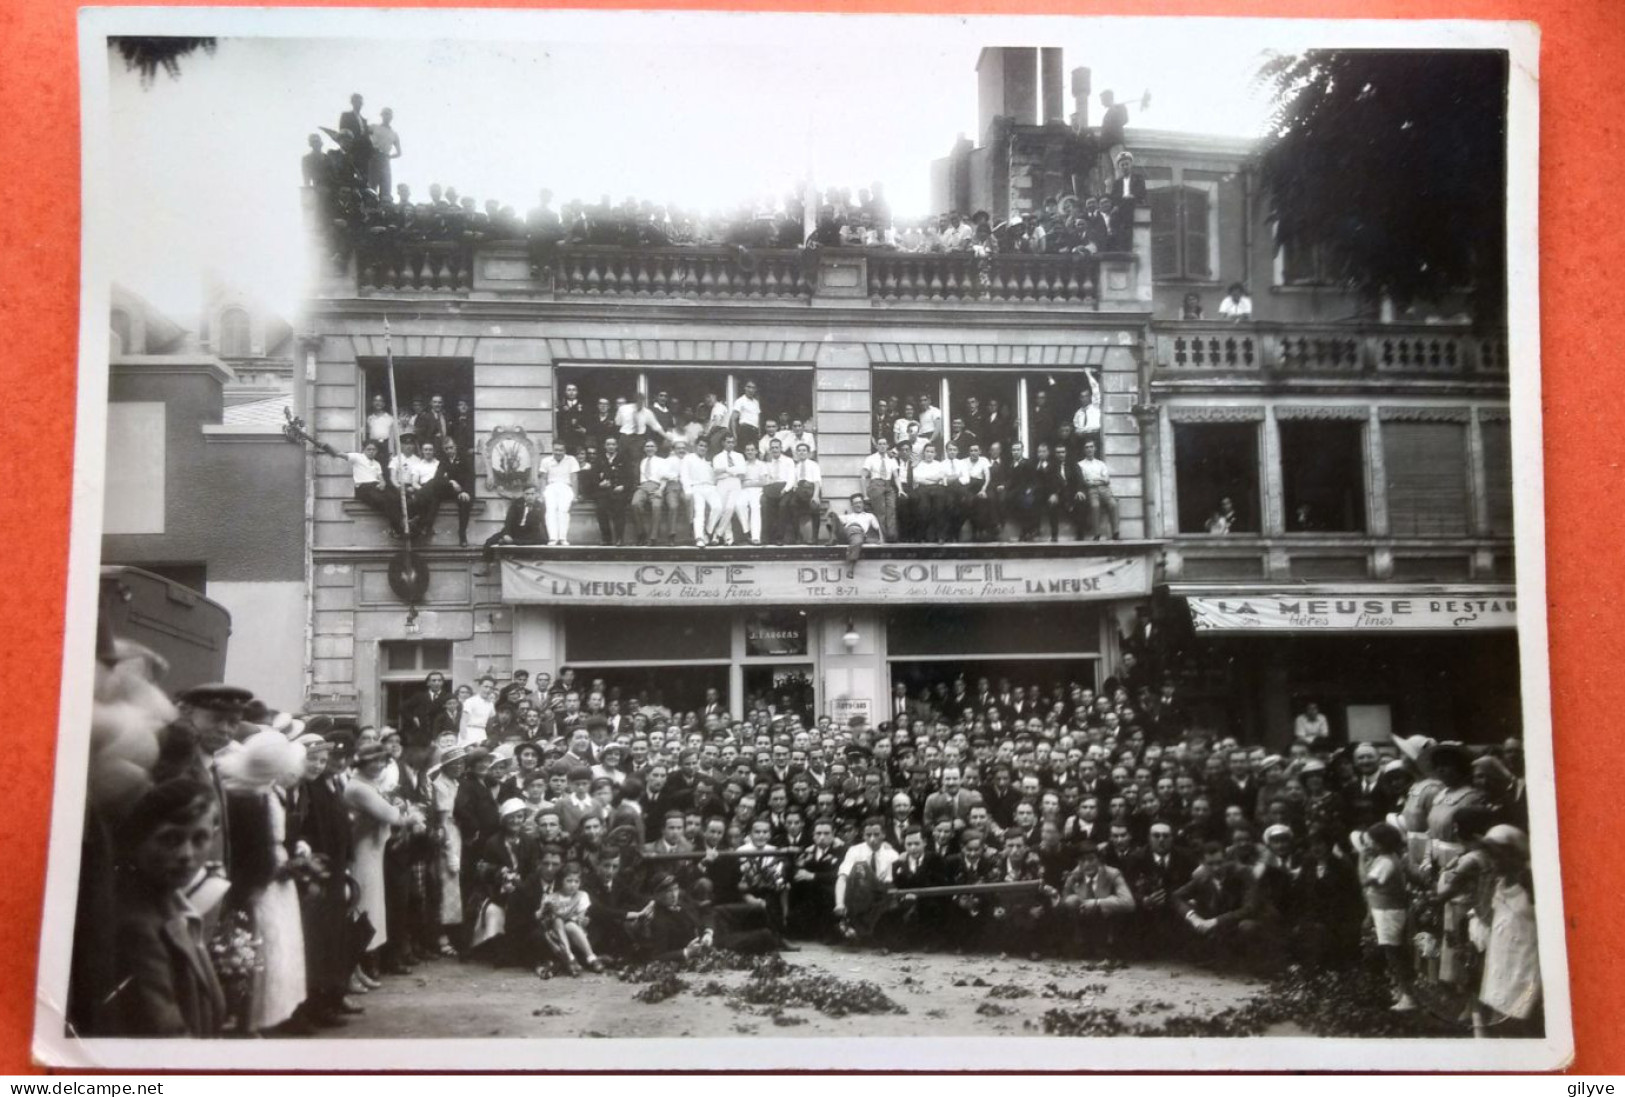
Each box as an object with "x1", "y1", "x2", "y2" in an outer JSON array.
[{"x1": 37, "y1": 9, "x2": 1563, "y2": 1070}]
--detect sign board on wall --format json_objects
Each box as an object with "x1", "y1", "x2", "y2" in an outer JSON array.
[
  {"x1": 501, "y1": 554, "x2": 1151, "y2": 607},
  {"x1": 1186, "y1": 592, "x2": 1517, "y2": 632},
  {"x1": 830, "y1": 696, "x2": 873, "y2": 726}
]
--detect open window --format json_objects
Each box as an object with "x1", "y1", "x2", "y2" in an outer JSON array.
[
  {"x1": 359, "y1": 357, "x2": 475, "y2": 439},
  {"x1": 378, "y1": 639, "x2": 454, "y2": 732},
  {"x1": 554, "y1": 363, "x2": 814, "y2": 452},
  {"x1": 1173, "y1": 420, "x2": 1260, "y2": 534},
  {"x1": 1280, "y1": 419, "x2": 1367, "y2": 533}
]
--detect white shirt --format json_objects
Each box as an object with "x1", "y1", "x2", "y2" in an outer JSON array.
[
  {"x1": 731, "y1": 394, "x2": 761, "y2": 429},
  {"x1": 841, "y1": 510, "x2": 882, "y2": 538},
  {"x1": 792, "y1": 458, "x2": 822, "y2": 486},
  {"x1": 707, "y1": 402, "x2": 732, "y2": 432},
  {"x1": 1073, "y1": 405, "x2": 1102, "y2": 434},
  {"x1": 762, "y1": 454, "x2": 795, "y2": 485},
  {"x1": 460, "y1": 694, "x2": 495, "y2": 743},
  {"x1": 713, "y1": 450, "x2": 747, "y2": 481},
  {"x1": 344, "y1": 452, "x2": 385, "y2": 487},
  {"x1": 680, "y1": 453, "x2": 716, "y2": 491},
  {"x1": 404, "y1": 455, "x2": 439, "y2": 489},
  {"x1": 365, "y1": 411, "x2": 396, "y2": 444},
  {"x1": 861, "y1": 452, "x2": 900, "y2": 487},
  {"x1": 918, "y1": 406, "x2": 943, "y2": 438},
  {"x1": 1219, "y1": 294, "x2": 1253, "y2": 319},
  {"x1": 617, "y1": 404, "x2": 663, "y2": 436},
  {"x1": 837, "y1": 841, "x2": 900, "y2": 886},
  {"x1": 959, "y1": 455, "x2": 992, "y2": 487},
  {"x1": 741, "y1": 458, "x2": 775, "y2": 489},
  {"x1": 892, "y1": 417, "x2": 918, "y2": 444},
  {"x1": 1078, "y1": 457, "x2": 1111, "y2": 486},
  {"x1": 913, "y1": 458, "x2": 950, "y2": 486},
  {"x1": 539, "y1": 454, "x2": 579, "y2": 487},
  {"x1": 636, "y1": 454, "x2": 676, "y2": 485}
]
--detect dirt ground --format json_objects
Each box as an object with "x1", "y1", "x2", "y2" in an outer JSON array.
[{"x1": 329, "y1": 943, "x2": 1276, "y2": 1040}]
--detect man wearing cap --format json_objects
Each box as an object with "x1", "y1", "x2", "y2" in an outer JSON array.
[{"x1": 155, "y1": 683, "x2": 255, "y2": 882}]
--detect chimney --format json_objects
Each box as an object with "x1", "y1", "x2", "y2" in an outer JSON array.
[
  {"x1": 1041, "y1": 48, "x2": 1064, "y2": 124},
  {"x1": 1071, "y1": 66, "x2": 1092, "y2": 130},
  {"x1": 976, "y1": 47, "x2": 1039, "y2": 141}
]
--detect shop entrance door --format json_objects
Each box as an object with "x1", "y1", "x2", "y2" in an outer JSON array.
[{"x1": 743, "y1": 664, "x2": 816, "y2": 726}]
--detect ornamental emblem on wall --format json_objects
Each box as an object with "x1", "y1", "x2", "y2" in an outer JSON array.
[{"x1": 484, "y1": 425, "x2": 536, "y2": 498}]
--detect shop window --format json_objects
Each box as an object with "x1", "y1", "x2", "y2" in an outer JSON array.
[
  {"x1": 563, "y1": 608, "x2": 731, "y2": 663},
  {"x1": 219, "y1": 307, "x2": 252, "y2": 358},
  {"x1": 887, "y1": 605, "x2": 1099, "y2": 657},
  {"x1": 1383, "y1": 421, "x2": 1470, "y2": 537},
  {"x1": 1173, "y1": 421, "x2": 1260, "y2": 534},
  {"x1": 378, "y1": 639, "x2": 453, "y2": 732},
  {"x1": 1280, "y1": 420, "x2": 1366, "y2": 533},
  {"x1": 1149, "y1": 182, "x2": 1215, "y2": 281},
  {"x1": 1481, "y1": 419, "x2": 1514, "y2": 536}
]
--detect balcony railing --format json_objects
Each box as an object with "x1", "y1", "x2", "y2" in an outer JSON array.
[
  {"x1": 1153, "y1": 322, "x2": 1509, "y2": 379},
  {"x1": 554, "y1": 245, "x2": 813, "y2": 299}
]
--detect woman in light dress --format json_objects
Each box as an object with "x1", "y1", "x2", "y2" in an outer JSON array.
[
  {"x1": 428, "y1": 736, "x2": 468, "y2": 956},
  {"x1": 344, "y1": 741, "x2": 423, "y2": 985}
]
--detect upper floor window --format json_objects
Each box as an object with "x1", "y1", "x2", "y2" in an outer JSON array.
[
  {"x1": 1481, "y1": 419, "x2": 1514, "y2": 537},
  {"x1": 1149, "y1": 181, "x2": 1216, "y2": 282},
  {"x1": 1280, "y1": 419, "x2": 1366, "y2": 533},
  {"x1": 1173, "y1": 420, "x2": 1259, "y2": 534},
  {"x1": 1276, "y1": 236, "x2": 1333, "y2": 286},
  {"x1": 1383, "y1": 420, "x2": 1470, "y2": 537},
  {"x1": 218, "y1": 307, "x2": 252, "y2": 358}
]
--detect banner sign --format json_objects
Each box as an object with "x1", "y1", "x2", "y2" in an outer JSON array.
[
  {"x1": 831, "y1": 697, "x2": 873, "y2": 726},
  {"x1": 1187, "y1": 592, "x2": 1517, "y2": 633},
  {"x1": 501, "y1": 554, "x2": 1150, "y2": 607}
]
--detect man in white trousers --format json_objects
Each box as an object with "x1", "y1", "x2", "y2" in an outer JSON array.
[{"x1": 537, "y1": 440, "x2": 580, "y2": 546}]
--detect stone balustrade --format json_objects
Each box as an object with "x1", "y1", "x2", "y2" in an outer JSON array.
[{"x1": 1154, "y1": 322, "x2": 1509, "y2": 378}]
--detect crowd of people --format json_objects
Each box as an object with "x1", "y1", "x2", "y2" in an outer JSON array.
[
  {"x1": 300, "y1": 92, "x2": 1151, "y2": 274},
  {"x1": 77, "y1": 618, "x2": 1542, "y2": 1040},
  {"x1": 324, "y1": 376, "x2": 1130, "y2": 551}
]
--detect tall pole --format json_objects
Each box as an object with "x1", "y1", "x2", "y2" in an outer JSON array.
[{"x1": 384, "y1": 317, "x2": 412, "y2": 539}]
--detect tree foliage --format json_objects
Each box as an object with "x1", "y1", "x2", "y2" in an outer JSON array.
[
  {"x1": 1256, "y1": 49, "x2": 1508, "y2": 326},
  {"x1": 110, "y1": 37, "x2": 216, "y2": 85}
]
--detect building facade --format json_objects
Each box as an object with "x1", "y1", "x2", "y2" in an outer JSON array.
[
  {"x1": 104, "y1": 285, "x2": 308, "y2": 704},
  {"x1": 296, "y1": 48, "x2": 1516, "y2": 748}
]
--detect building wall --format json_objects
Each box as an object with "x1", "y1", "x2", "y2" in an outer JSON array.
[
  {"x1": 105, "y1": 359, "x2": 305, "y2": 583},
  {"x1": 212, "y1": 579, "x2": 307, "y2": 705}
]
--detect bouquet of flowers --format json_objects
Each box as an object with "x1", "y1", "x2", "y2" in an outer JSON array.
[
  {"x1": 498, "y1": 867, "x2": 522, "y2": 897},
  {"x1": 207, "y1": 907, "x2": 264, "y2": 1032},
  {"x1": 278, "y1": 852, "x2": 331, "y2": 890}
]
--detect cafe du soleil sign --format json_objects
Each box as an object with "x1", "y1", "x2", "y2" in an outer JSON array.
[
  {"x1": 501, "y1": 555, "x2": 1150, "y2": 607},
  {"x1": 1187, "y1": 592, "x2": 1517, "y2": 632}
]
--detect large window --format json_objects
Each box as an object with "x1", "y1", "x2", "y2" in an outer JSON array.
[
  {"x1": 872, "y1": 368, "x2": 1099, "y2": 459},
  {"x1": 1149, "y1": 181, "x2": 1216, "y2": 281},
  {"x1": 1383, "y1": 421, "x2": 1470, "y2": 537},
  {"x1": 1280, "y1": 419, "x2": 1367, "y2": 533},
  {"x1": 1173, "y1": 421, "x2": 1260, "y2": 534},
  {"x1": 378, "y1": 640, "x2": 453, "y2": 732},
  {"x1": 1277, "y1": 237, "x2": 1332, "y2": 286},
  {"x1": 359, "y1": 357, "x2": 475, "y2": 437},
  {"x1": 554, "y1": 364, "x2": 814, "y2": 451},
  {"x1": 219, "y1": 307, "x2": 252, "y2": 358},
  {"x1": 562, "y1": 608, "x2": 733, "y2": 717}
]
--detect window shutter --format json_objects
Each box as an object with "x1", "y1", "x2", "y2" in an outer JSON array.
[
  {"x1": 1480, "y1": 420, "x2": 1514, "y2": 535},
  {"x1": 1149, "y1": 189, "x2": 1178, "y2": 278},
  {"x1": 1181, "y1": 186, "x2": 1211, "y2": 279},
  {"x1": 1383, "y1": 422, "x2": 1470, "y2": 537}
]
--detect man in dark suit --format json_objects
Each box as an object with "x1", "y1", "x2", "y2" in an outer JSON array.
[
  {"x1": 400, "y1": 672, "x2": 450, "y2": 750},
  {"x1": 337, "y1": 93, "x2": 372, "y2": 179},
  {"x1": 1125, "y1": 823, "x2": 1195, "y2": 958},
  {"x1": 891, "y1": 826, "x2": 951, "y2": 948},
  {"x1": 1173, "y1": 842, "x2": 1268, "y2": 968},
  {"x1": 429, "y1": 435, "x2": 478, "y2": 548},
  {"x1": 480, "y1": 484, "x2": 546, "y2": 567},
  {"x1": 555, "y1": 383, "x2": 589, "y2": 456},
  {"x1": 1023, "y1": 443, "x2": 1066, "y2": 542},
  {"x1": 289, "y1": 737, "x2": 361, "y2": 1023},
  {"x1": 593, "y1": 435, "x2": 634, "y2": 546}
]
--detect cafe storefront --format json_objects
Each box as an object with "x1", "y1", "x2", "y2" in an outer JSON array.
[
  {"x1": 502, "y1": 548, "x2": 1156, "y2": 723},
  {"x1": 1163, "y1": 584, "x2": 1523, "y2": 747}
]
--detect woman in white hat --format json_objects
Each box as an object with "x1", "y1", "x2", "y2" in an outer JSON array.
[
  {"x1": 219, "y1": 729, "x2": 309, "y2": 1034},
  {"x1": 465, "y1": 797, "x2": 536, "y2": 960}
]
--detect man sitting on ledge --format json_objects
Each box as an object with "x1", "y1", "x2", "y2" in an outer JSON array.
[{"x1": 476, "y1": 484, "x2": 547, "y2": 573}]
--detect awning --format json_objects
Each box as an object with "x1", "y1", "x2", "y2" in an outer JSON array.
[
  {"x1": 1165, "y1": 584, "x2": 1518, "y2": 633},
  {"x1": 502, "y1": 553, "x2": 1152, "y2": 607}
]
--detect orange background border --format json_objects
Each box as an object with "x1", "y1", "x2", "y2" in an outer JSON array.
[{"x1": 1, "y1": 0, "x2": 1617, "y2": 1074}]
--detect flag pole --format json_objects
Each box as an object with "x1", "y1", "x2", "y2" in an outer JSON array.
[{"x1": 384, "y1": 317, "x2": 412, "y2": 540}]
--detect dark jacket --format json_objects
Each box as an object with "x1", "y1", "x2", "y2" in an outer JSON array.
[
  {"x1": 107, "y1": 881, "x2": 226, "y2": 1037},
  {"x1": 500, "y1": 497, "x2": 547, "y2": 544}
]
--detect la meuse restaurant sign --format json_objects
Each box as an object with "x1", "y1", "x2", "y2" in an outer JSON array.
[
  {"x1": 501, "y1": 554, "x2": 1150, "y2": 606},
  {"x1": 1187, "y1": 592, "x2": 1517, "y2": 632}
]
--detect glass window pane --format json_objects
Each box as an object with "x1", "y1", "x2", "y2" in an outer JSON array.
[
  {"x1": 565, "y1": 608, "x2": 731, "y2": 662},
  {"x1": 1173, "y1": 421, "x2": 1261, "y2": 533},
  {"x1": 1280, "y1": 420, "x2": 1366, "y2": 533}
]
